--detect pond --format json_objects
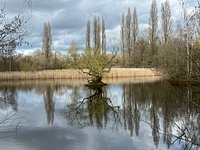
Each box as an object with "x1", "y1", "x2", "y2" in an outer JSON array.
[{"x1": 0, "y1": 77, "x2": 200, "y2": 150}]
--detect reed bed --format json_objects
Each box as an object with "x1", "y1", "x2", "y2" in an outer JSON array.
[
  {"x1": 0, "y1": 77, "x2": 163, "y2": 87},
  {"x1": 0, "y1": 68, "x2": 161, "y2": 81},
  {"x1": 103, "y1": 76, "x2": 163, "y2": 84},
  {"x1": 106, "y1": 68, "x2": 160, "y2": 78}
]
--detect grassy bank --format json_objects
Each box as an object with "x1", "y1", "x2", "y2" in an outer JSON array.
[{"x1": 0, "y1": 68, "x2": 161, "y2": 81}]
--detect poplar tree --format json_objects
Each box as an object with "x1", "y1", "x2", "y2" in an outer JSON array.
[
  {"x1": 132, "y1": 7, "x2": 139, "y2": 44},
  {"x1": 161, "y1": 0, "x2": 171, "y2": 43},
  {"x1": 102, "y1": 17, "x2": 106, "y2": 54},
  {"x1": 97, "y1": 17, "x2": 101, "y2": 53},
  {"x1": 121, "y1": 13, "x2": 125, "y2": 67},
  {"x1": 42, "y1": 21, "x2": 52, "y2": 69},
  {"x1": 132, "y1": 7, "x2": 139, "y2": 65},
  {"x1": 93, "y1": 16, "x2": 98, "y2": 50},
  {"x1": 126, "y1": 8, "x2": 132, "y2": 67},
  {"x1": 86, "y1": 20, "x2": 90, "y2": 49},
  {"x1": 149, "y1": 0, "x2": 158, "y2": 65},
  {"x1": 93, "y1": 16, "x2": 102, "y2": 54}
]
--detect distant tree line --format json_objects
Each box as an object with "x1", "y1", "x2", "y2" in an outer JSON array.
[
  {"x1": 86, "y1": 16, "x2": 106, "y2": 54},
  {"x1": 120, "y1": 0, "x2": 200, "y2": 80}
]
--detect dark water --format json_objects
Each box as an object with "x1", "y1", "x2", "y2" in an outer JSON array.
[{"x1": 0, "y1": 78, "x2": 200, "y2": 150}]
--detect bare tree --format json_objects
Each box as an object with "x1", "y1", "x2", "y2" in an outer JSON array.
[
  {"x1": 0, "y1": 7, "x2": 28, "y2": 71},
  {"x1": 121, "y1": 13, "x2": 125, "y2": 67},
  {"x1": 93, "y1": 16, "x2": 97, "y2": 49},
  {"x1": 42, "y1": 21, "x2": 52, "y2": 70},
  {"x1": 102, "y1": 17, "x2": 106, "y2": 54},
  {"x1": 149, "y1": 0, "x2": 158, "y2": 65},
  {"x1": 132, "y1": 7, "x2": 139, "y2": 45},
  {"x1": 68, "y1": 40, "x2": 78, "y2": 58},
  {"x1": 121, "y1": 7, "x2": 139, "y2": 68},
  {"x1": 181, "y1": 0, "x2": 196, "y2": 79},
  {"x1": 97, "y1": 17, "x2": 101, "y2": 53},
  {"x1": 125, "y1": 8, "x2": 132, "y2": 67},
  {"x1": 161, "y1": 0, "x2": 171, "y2": 43},
  {"x1": 86, "y1": 20, "x2": 90, "y2": 49},
  {"x1": 92, "y1": 16, "x2": 105, "y2": 54},
  {"x1": 132, "y1": 7, "x2": 139, "y2": 65}
]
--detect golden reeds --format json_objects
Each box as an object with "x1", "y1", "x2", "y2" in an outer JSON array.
[
  {"x1": 0, "y1": 68, "x2": 161, "y2": 81},
  {"x1": 105, "y1": 68, "x2": 160, "y2": 78}
]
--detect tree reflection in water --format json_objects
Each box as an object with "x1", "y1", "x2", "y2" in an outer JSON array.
[
  {"x1": 0, "y1": 87, "x2": 18, "y2": 111},
  {"x1": 0, "y1": 86, "x2": 19, "y2": 133},
  {"x1": 43, "y1": 85, "x2": 55, "y2": 125},
  {"x1": 170, "y1": 84, "x2": 200, "y2": 150},
  {"x1": 122, "y1": 83, "x2": 141, "y2": 137},
  {"x1": 66, "y1": 82, "x2": 200, "y2": 150},
  {"x1": 1, "y1": 81, "x2": 199, "y2": 149},
  {"x1": 66, "y1": 85, "x2": 120, "y2": 129}
]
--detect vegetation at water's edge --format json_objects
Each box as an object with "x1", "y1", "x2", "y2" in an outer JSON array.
[{"x1": 0, "y1": 68, "x2": 159, "y2": 81}]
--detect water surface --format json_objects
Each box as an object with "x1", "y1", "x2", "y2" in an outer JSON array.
[{"x1": 0, "y1": 78, "x2": 199, "y2": 150}]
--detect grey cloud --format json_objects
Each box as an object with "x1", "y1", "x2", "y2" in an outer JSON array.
[
  {"x1": 0, "y1": 127, "x2": 169, "y2": 150},
  {"x1": 52, "y1": 9, "x2": 86, "y2": 30},
  {"x1": 0, "y1": 128, "x2": 88, "y2": 150},
  {"x1": 51, "y1": 0, "x2": 126, "y2": 31},
  {"x1": 0, "y1": 0, "x2": 138, "y2": 51},
  {"x1": 0, "y1": 0, "x2": 182, "y2": 52}
]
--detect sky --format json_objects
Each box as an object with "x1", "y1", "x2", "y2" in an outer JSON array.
[{"x1": 0, "y1": 0, "x2": 197, "y2": 54}]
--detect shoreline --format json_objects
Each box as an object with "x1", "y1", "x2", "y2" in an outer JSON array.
[
  {"x1": 0, "y1": 68, "x2": 161, "y2": 81},
  {"x1": 168, "y1": 79, "x2": 200, "y2": 85},
  {"x1": 0, "y1": 76, "x2": 163, "y2": 87}
]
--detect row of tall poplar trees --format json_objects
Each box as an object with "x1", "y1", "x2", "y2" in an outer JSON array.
[
  {"x1": 121, "y1": 0, "x2": 171, "y2": 68},
  {"x1": 121, "y1": 0, "x2": 200, "y2": 80},
  {"x1": 86, "y1": 16, "x2": 106, "y2": 54}
]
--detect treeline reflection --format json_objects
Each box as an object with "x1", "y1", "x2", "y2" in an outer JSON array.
[
  {"x1": 67, "y1": 86, "x2": 120, "y2": 129},
  {"x1": 0, "y1": 80, "x2": 200, "y2": 149},
  {"x1": 66, "y1": 81, "x2": 200, "y2": 149},
  {"x1": 0, "y1": 87, "x2": 18, "y2": 111}
]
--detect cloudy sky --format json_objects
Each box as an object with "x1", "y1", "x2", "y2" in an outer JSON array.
[{"x1": 0, "y1": 0, "x2": 197, "y2": 53}]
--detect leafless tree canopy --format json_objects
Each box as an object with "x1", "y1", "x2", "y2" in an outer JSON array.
[
  {"x1": 42, "y1": 22, "x2": 52, "y2": 69},
  {"x1": 102, "y1": 17, "x2": 106, "y2": 54},
  {"x1": 0, "y1": 6, "x2": 29, "y2": 71},
  {"x1": 161, "y1": 0, "x2": 171, "y2": 43},
  {"x1": 149, "y1": 0, "x2": 158, "y2": 64},
  {"x1": 86, "y1": 20, "x2": 90, "y2": 49},
  {"x1": 121, "y1": 7, "x2": 139, "y2": 68}
]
